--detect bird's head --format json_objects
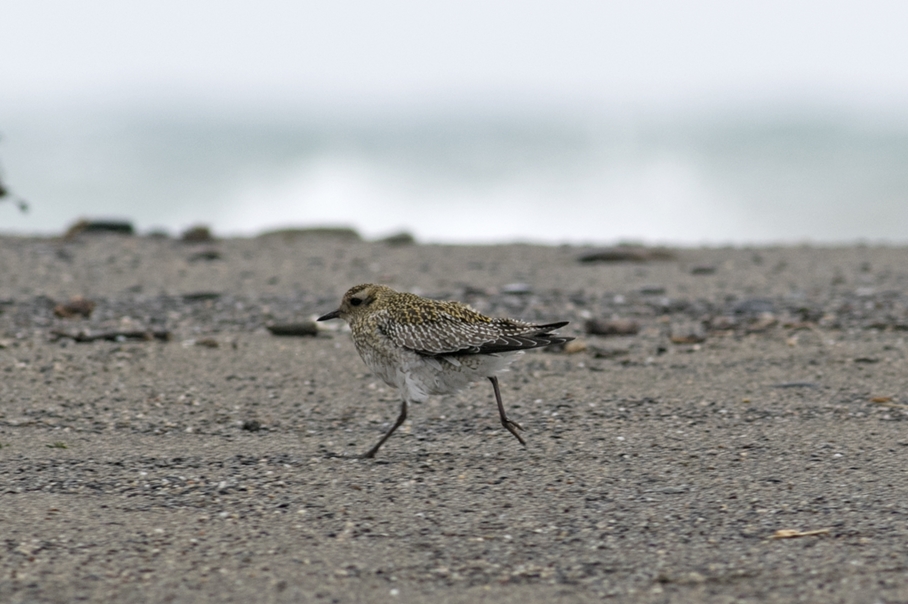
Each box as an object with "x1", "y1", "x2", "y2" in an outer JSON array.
[{"x1": 317, "y1": 283, "x2": 392, "y2": 322}]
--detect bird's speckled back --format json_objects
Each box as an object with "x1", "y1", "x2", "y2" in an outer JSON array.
[{"x1": 334, "y1": 284, "x2": 567, "y2": 357}]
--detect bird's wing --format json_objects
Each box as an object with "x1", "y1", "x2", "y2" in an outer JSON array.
[
  {"x1": 379, "y1": 309, "x2": 569, "y2": 356},
  {"x1": 378, "y1": 309, "x2": 501, "y2": 355},
  {"x1": 465, "y1": 329, "x2": 573, "y2": 355}
]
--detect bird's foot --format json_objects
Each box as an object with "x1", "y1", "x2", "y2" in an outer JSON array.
[{"x1": 502, "y1": 419, "x2": 526, "y2": 446}]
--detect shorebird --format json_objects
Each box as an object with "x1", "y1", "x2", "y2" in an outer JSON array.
[{"x1": 317, "y1": 284, "x2": 573, "y2": 458}]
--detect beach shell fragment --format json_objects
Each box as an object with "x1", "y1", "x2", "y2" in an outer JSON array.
[{"x1": 769, "y1": 528, "x2": 830, "y2": 540}]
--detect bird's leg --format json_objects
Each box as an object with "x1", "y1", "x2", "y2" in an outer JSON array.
[
  {"x1": 361, "y1": 400, "x2": 407, "y2": 459},
  {"x1": 489, "y1": 376, "x2": 526, "y2": 446}
]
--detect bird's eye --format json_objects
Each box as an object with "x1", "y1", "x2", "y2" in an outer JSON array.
[{"x1": 350, "y1": 298, "x2": 362, "y2": 307}]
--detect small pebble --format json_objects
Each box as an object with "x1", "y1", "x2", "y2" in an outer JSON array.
[
  {"x1": 709, "y1": 316, "x2": 738, "y2": 330},
  {"x1": 590, "y1": 345, "x2": 630, "y2": 359},
  {"x1": 638, "y1": 284, "x2": 666, "y2": 295},
  {"x1": 585, "y1": 318, "x2": 639, "y2": 336},
  {"x1": 54, "y1": 297, "x2": 96, "y2": 319},
  {"x1": 562, "y1": 339, "x2": 587, "y2": 354},
  {"x1": 670, "y1": 321, "x2": 706, "y2": 344},
  {"x1": 501, "y1": 283, "x2": 533, "y2": 295},
  {"x1": 181, "y1": 225, "x2": 214, "y2": 242},
  {"x1": 734, "y1": 298, "x2": 775, "y2": 316},
  {"x1": 188, "y1": 248, "x2": 222, "y2": 261},
  {"x1": 690, "y1": 264, "x2": 717, "y2": 275}
]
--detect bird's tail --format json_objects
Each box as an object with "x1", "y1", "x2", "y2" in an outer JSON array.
[{"x1": 533, "y1": 321, "x2": 569, "y2": 332}]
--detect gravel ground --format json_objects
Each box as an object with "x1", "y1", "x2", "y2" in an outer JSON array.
[{"x1": 1, "y1": 233, "x2": 907, "y2": 603}]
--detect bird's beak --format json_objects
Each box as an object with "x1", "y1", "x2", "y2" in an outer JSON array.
[{"x1": 317, "y1": 309, "x2": 341, "y2": 321}]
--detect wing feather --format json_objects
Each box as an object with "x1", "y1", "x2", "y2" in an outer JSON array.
[{"x1": 378, "y1": 307, "x2": 571, "y2": 357}]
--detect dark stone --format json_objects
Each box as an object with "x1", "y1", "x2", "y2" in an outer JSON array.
[
  {"x1": 379, "y1": 231, "x2": 416, "y2": 246},
  {"x1": 578, "y1": 244, "x2": 676, "y2": 264},
  {"x1": 589, "y1": 345, "x2": 631, "y2": 359},
  {"x1": 690, "y1": 265, "x2": 717, "y2": 275},
  {"x1": 181, "y1": 225, "x2": 214, "y2": 242},
  {"x1": 638, "y1": 284, "x2": 666, "y2": 295},
  {"x1": 182, "y1": 292, "x2": 222, "y2": 302},
  {"x1": 64, "y1": 219, "x2": 134, "y2": 239},
  {"x1": 771, "y1": 382, "x2": 820, "y2": 389},
  {"x1": 578, "y1": 247, "x2": 650, "y2": 263},
  {"x1": 188, "y1": 248, "x2": 222, "y2": 262}
]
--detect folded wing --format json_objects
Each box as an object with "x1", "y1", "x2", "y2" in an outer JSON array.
[{"x1": 380, "y1": 310, "x2": 572, "y2": 357}]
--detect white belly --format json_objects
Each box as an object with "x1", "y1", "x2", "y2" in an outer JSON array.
[
  {"x1": 393, "y1": 350, "x2": 521, "y2": 402},
  {"x1": 354, "y1": 329, "x2": 522, "y2": 403}
]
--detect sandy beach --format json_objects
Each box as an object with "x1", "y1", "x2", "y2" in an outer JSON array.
[{"x1": 1, "y1": 232, "x2": 907, "y2": 603}]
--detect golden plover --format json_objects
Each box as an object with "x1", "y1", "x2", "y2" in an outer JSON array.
[{"x1": 317, "y1": 284, "x2": 573, "y2": 457}]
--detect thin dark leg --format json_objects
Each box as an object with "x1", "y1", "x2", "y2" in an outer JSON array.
[
  {"x1": 489, "y1": 376, "x2": 526, "y2": 446},
  {"x1": 361, "y1": 400, "x2": 407, "y2": 459}
]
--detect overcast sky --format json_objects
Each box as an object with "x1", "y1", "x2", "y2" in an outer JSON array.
[{"x1": 3, "y1": 0, "x2": 908, "y2": 112}]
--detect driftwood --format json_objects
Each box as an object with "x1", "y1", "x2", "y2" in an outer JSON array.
[
  {"x1": 578, "y1": 246, "x2": 675, "y2": 263},
  {"x1": 266, "y1": 322, "x2": 319, "y2": 337},
  {"x1": 51, "y1": 329, "x2": 171, "y2": 343}
]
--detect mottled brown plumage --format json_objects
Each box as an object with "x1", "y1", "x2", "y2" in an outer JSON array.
[{"x1": 318, "y1": 284, "x2": 573, "y2": 457}]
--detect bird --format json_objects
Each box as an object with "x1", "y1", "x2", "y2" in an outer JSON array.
[{"x1": 317, "y1": 284, "x2": 573, "y2": 458}]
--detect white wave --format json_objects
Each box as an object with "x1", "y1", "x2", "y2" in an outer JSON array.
[
  {"x1": 3, "y1": 108, "x2": 907, "y2": 244},
  {"x1": 216, "y1": 154, "x2": 754, "y2": 245}
]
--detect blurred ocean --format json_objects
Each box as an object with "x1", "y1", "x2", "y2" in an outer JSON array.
[{"x1": 1, "y1": 105, "x2": 907, "y2": 245}]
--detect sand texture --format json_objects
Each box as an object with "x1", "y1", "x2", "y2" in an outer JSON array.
[{"x1": 1, "y1": 234, "x2": 908, "y2": 603}]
